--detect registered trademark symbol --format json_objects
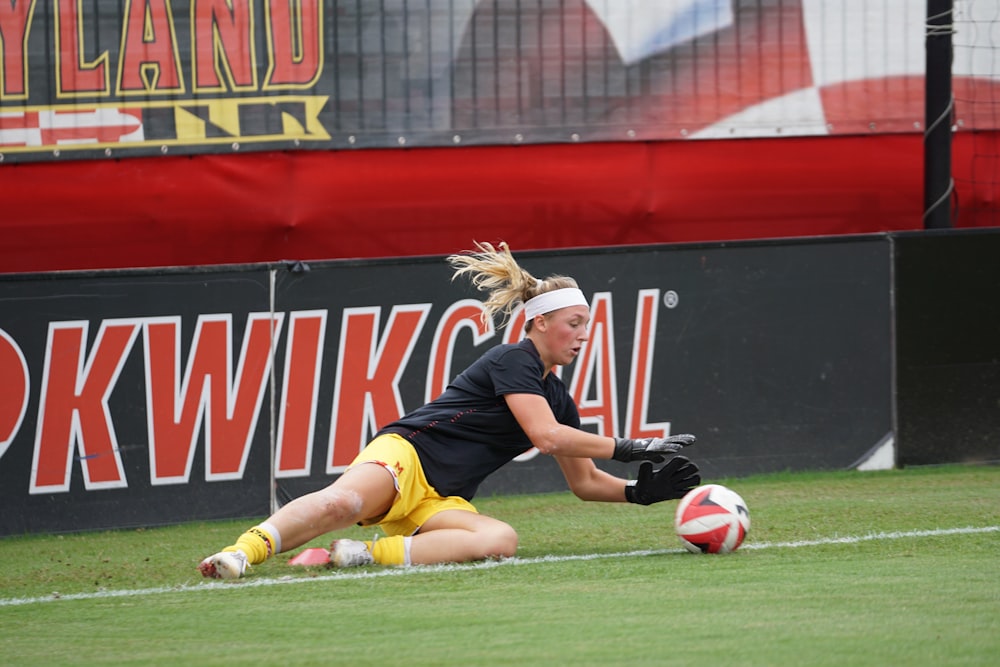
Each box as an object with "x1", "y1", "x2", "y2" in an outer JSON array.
[{"x1": 663, "y1": 290, "x2": 679, "y2": 309}]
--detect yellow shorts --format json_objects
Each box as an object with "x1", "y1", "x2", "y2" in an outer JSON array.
[{"x1": 349, "y1": 433, "x2": 478, "y2": 536}]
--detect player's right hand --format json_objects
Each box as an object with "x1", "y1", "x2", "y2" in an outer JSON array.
[
  {"x1": 625, "y1": 457, "x2": 702, "y2": 505},
  {"x1": 612, "y1": 433, "x2": 696, "y2": 463}
]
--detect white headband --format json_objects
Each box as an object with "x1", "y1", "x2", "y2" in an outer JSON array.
[{"x1": 523, "y1": 287, "x2": 589, "y2": 318}]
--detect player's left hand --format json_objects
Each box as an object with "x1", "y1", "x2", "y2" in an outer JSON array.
[
  {"x1": 625, "y1": 456, "x2": 701, "y2": 505},
  {"x1": 612, "y1": 433, "x2": 696, "y2": 463}
]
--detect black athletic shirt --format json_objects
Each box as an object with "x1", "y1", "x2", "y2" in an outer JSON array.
[{"x1": 377, "y1": 338, "x2": 581, "y2": 501}]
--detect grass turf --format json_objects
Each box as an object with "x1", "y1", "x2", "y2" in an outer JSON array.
[{"x1": 1, "y1": 465, "x2": 998, "y2": 666}]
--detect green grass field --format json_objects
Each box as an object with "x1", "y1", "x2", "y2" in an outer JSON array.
[{"x1": 2, "y1": 465, "x2": 998, "y2": 666}]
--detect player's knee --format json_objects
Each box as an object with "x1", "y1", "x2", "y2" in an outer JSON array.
[
  {"x1": 483, "y1": 522, "x2": 519, "y2": 559},
  {"x1": 316, "y1": 487, "x2": 364, "y2": 524}
]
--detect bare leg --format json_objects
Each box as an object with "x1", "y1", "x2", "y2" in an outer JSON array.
[
  {"x1": 267, "y1": 463, "x2": 397, "y2": 552},
  {"x1": 409, "y1": 509, "x2": 519, "y2": 564},
  {"x1": 199, "y1": 463, "x2": 399, "y2": 579}
]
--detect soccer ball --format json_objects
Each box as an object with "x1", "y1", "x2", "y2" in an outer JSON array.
[{"x1": 674, "y1": 484, "x2": 750, "y2": 554}]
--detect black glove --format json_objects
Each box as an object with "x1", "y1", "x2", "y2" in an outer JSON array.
[
  {"x1": 612, "y1": 433, "x2": 695, "y2": 463},
  {"x1": 625, "y1": 457, "x2": 701, "y2": 505}
]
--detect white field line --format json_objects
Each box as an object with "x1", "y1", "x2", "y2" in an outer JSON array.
[{"x1": 2, "y1": 525, "x2": 997, "y2": 608}]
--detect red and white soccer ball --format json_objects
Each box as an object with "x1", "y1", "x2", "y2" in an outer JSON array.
[{"x1": 674, "y1": 484, "x2": 750, "y2": 554}]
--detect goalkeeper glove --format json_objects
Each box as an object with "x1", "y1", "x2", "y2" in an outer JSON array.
[
  {"x1": 612, "y1": 433, "x2": 695, "y2": 463},
  {"x1": 625, "y1": 457, "x2": 701, "y2": 505}
]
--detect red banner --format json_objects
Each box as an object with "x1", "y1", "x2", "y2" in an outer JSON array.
[{"x1": 3, "y1": 1, "x2": 1000, "y2": 163}]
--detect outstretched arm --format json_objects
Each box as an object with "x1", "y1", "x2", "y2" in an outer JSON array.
[
  {"x1": 506, "y1": 392, "x2": 700, "y2": 504},
  {"x1": 553, "y1": 455, "x2": 701, "y2": 504},
  {"x1": 505, "y1": 392, "x2": 617, "y2": 459},
  {"x1": 554, "y1": 455, "x2": 630, "y2": 502},
  {"x1": 506, "y1": 392, "x2": 696, "y2": 462}
]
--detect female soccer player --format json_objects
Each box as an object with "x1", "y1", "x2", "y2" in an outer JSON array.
[{"x1": 200, "y1": 242, "x2": 699, "y2": 579}]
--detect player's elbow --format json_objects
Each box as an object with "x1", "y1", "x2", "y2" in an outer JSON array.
[
  {"x1": 528, "y1": 426, "x2": 564, "y2": 456},
  {"x1": 566, "y1": 477, "x2": 604, "y2": 501}
]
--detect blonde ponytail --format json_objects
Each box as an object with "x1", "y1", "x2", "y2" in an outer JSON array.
[{"x1": 447, "y1": 241, "x2": 579, "y2": 330}]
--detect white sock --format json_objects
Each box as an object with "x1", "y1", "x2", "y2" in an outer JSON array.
[
  {"x1": 403, "y1": 536, "x2": 413, "y2": 566},
  {"x1": 259, "y1": 521, "x2": 283, "y2": 554}
]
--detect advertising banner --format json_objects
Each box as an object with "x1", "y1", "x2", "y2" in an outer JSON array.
[
  {"x1": 0, "y1": 241, "x2": 892, "y2": 535},
  {"x1": 3, "y1": 0, "x2": 1000, "y2": 163},
  {"x1": 0, "y1": 268, "x2": 275, "y2": 534}
]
